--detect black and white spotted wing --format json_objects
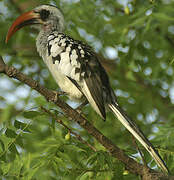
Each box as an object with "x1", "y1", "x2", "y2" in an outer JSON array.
[{"x1": 46, "y1": 32, "x2": 111, "y2": 119}]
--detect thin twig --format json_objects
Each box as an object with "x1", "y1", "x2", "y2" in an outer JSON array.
[{"x1": 41, "y1": 106, "x2": 97, "y2": 152}]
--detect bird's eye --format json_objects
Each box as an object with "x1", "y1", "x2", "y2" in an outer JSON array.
[{"x1": 40, "y1": 9, "x2": 50, "y2": 21}]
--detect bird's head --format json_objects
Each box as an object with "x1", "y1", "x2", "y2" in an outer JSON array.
[{"x1": 6, "y1": 4, "x2": 65, "y2": 43}]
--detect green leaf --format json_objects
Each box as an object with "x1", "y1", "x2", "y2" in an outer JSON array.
[
  {"x1": 5, "y1": 129, "x2": 17, "y2": 138},
  {"x1": 86, "y1": 152, "x2": 98, "y2": 166},
  {"x1": 1, "y1": 162, "x2": 11, "y2": 175},
  {"x1": 0, "y1": 139, "x2": 5, "y2": 151},
  {"x1": 104, "y1": 152, "x2": 114, "y2": 169},
  {"x1": 0, "y1": 153, "x2": 6, "y2": 161},
  {"x1": 8, "y1": 143, "x2": 18, "y2": 155},
  {"x1": 14, "y1": 120, "x2": 27, "y2": 129},
  {"x1": 23, "y1": 111, "x2": 41, "y2": 119},
  {"x1": 0, "y1": 104, "x2": 14, "y2": 122},
  {"x1": 153, "y1": 13, "x2": 174, "y2": 21},
  {"x1": 129, "y1": 16, "x2": 147, "y2": 27},
  {"x1": 125, "y1": 71, "x2": 136, "y2": 81}
]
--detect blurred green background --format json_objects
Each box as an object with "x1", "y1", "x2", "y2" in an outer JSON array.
[{"x1": 0, "y1": 0, "x2": 174, "y2": 179}]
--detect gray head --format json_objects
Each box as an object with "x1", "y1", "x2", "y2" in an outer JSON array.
[
  {"x1": 33, "y1": 5, "x2": 65, "y2": 32},
  {"x1": 6, "y1": 4, "x2": 65, "y2": 43}
]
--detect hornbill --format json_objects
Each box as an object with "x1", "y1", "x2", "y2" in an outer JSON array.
[{"x1": 6, "y1": 4, "x2": 169, "y2": 173}]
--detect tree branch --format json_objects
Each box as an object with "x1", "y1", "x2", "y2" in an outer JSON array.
[
  {"x1": 40, "y1": 106, "x2": 97, "y2": 152},
  {"x1": 0, "y1": 56, "x2": 171, "y2": 180}
]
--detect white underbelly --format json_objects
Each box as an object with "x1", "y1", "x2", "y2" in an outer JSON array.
[{"x1": 43, "y1": 57, "x2": 83, "y2": 101}]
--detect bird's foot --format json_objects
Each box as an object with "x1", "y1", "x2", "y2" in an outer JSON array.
[
  {"x1": 75, "y1": 100, "x2": 88, "y2": 114},
  {"x1": 51, "y1": 91, "x2": 67, "y2": 103}
]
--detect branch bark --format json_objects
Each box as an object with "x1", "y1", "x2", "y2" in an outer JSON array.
[{"x1": 0, "y1": 56, "x2": 171, "y2": 180}]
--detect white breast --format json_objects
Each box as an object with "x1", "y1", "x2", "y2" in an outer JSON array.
[
  {"x1": 43, "y1": 55, "x2": 83, "y2": 101},
  {"x1": 36, "y1": 32, "x2": 84, "y2": 101}
]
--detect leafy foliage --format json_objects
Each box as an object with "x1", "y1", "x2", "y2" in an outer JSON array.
[{"x1": 0, "y1": 0, "x2": 174, "y2": 179}]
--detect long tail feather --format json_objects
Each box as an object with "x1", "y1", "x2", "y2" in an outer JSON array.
[{"x1": 108, "y1": 103, "x2": 169, "y2": 173}]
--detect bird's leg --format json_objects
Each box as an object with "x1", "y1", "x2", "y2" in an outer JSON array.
[
  {"x1": 51, "y1": 90, "x2": 67, "y2": 103},
  {"x1": 75, "y1": 100, "x2": 88, "y2": 114}
]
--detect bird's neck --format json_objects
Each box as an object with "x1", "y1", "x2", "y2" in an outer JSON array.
[
  {"x1": 36, "y1": 30, "x2": 48, "y2": 58},
  {"x1": 36, "y1": 28, "x2": 59, "y2": 58},
  {"x1": 36, "y1": 18, "x2": 65, "y2": 58},
  {"x1": 36, "y1": 17, "x2": 65, "y2": 58}
]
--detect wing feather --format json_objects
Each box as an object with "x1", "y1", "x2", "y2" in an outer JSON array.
[
  {"x1": 47, "y1": 33, "x2": 107, "y2": 118},
  {"x1": 82, "y1": 75, "x2": 106, "y2": 119}
]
